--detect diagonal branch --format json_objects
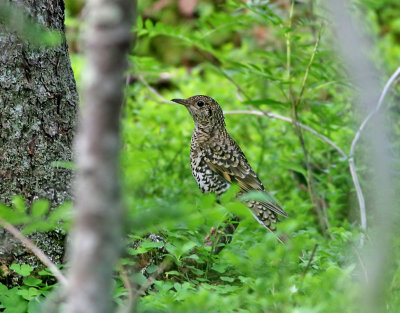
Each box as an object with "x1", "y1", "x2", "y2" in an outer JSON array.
[
  {"x1": 120, "y1": 258, "x2": 170, "y2": 313},
  {"x1": 224, "y1": 110, "x2": 347, "y2": 158},
  {"x1": 139, "y1": 75, "x2": 347, "y2": 159},
  {"x1": 138, "y1": 75, "x2": 171, "y2": 104},
  {"x1": 0, "y1": 217, "x2": 68, "y2": 287},
  {"x1": 348, "y1": 66, "x2": 400, "y2": 241}
]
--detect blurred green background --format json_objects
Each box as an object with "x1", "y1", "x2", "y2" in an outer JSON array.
[{"x1": 65, "y1": 1, "x2": 400, "y2": 312}]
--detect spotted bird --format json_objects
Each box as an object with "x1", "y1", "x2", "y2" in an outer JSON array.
[{"x1": 172, "y1": 95, "x2": 287, "y2": 231}]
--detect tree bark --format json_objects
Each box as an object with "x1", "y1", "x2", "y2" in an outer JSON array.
[
  {"x1": 64, "y1": 0, "x2": 134, "y2": 312},
  {"x1": 0, "y1": 0, "x2": 78, "y2": 284}
]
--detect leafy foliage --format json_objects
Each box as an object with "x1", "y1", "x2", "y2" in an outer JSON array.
[
  {"x1": 0, "y1": 264, "x2": 56, "y2": 313},
  {"x1": 0, "y1": 196, "x2": 72, "y2": 235},
  {"x1": 1, "y1": 0, "x2": 399, "y2": 312},
  {"x1": 115, "y1": 1, "x2": 399, "y2": 312}
]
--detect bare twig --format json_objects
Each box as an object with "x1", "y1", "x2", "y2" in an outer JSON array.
[
  {"x1": 295, "y1": 31, "x2": 321, "y2": 108},
  {"x1": 117, "y1": 266, "x2": 135, "y2": 313},
  {"x1": 286, "y1": 19, "x2": 329, "y2": 236},
  {"x1": 320, "y1": 196, "x2": 332, "y2": 229},
  {"x1": 293, "y1": 34, "x2": 327, "y2": 234},
  {"x1": 348, "y1": 66, "x2": 400, "y2": 242},
  {"x1": 302, "y1": 243, "x2": 318, "y2": 276},
  {"x1": 138, "y1": 75, "x2": 170, "y2": 103},
  {"x1": 218, "y1": 68, "x2": 251, "y2": 101},
  {"x1": 325, "y1": 1, "x2": 398, "y2": 312},
  {"x1": 224, "y1": 110, "x2": 347, "y2": 158},
  {"x1": 131, "y1": 259, "x2": 170, "y2": 304},
  {"x1": 140, "y1": 70, "x2": 346, "y2": 161},
  {"x1": 285, "y1": 0, "x2": 295, "y2": 103},
  {"x1": 195, "y1": 48, "x2": 251, "y2": 101},
  {"x1": 350, "y1": 242, "x2": 369, "y2": 284},
  {"x1": 0, "y1": 217, "x2": 68, "y2": 287},
  {"x1": 284, "y1": 0, "x2": 327, "y2": 235}
]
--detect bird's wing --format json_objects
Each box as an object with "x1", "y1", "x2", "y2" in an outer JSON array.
[{"x1": 202, "y1": 135, "x2": 288, "y2": 217}]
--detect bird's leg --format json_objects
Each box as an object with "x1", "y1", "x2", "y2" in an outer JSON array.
[{"x1": 204, "y1": 215, "x2": 240, "y2": 254}]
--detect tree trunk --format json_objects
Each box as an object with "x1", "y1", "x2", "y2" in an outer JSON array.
[
  {"x1": 64, "y1": 0, "x2": 134, "y2": 311},
  {"x1": 0, "y1": 0, "x2": 78, "y2": 284}
]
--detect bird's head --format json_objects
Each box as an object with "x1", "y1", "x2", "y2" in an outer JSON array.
[{"x1": 171, "y1": 95, "x2": 225, "y2": 129}]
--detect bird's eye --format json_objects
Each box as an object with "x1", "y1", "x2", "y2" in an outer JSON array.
[{"x1": 197, "y1": 100, "x2": 205, "y2": 107}]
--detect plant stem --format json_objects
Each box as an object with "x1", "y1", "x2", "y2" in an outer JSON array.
[
  {"x1": 286, "y1": 2, "x2": 329, "y2": 236},
  {"x1": 0, "y1": 217, "x2": 68, "y2": 286}
]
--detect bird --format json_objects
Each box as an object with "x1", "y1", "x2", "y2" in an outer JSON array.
[{"x1": 172, "y1": 95, "x2": 287, "y2": 231}]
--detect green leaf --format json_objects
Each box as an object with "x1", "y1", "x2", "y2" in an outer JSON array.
[
  {"x1": 12, "y1": 196, "x2": 26, "y2": 214},
  {"x1": 38, "y1": 268, "x2": 54, "y2": 276},
  {"x1": 136, "y1": 15, "x2": 143, "y2": 30},
  {"x1": 0, "y1": 204, "x2": 17, "y2": 220},
  {"x1": 186, "y1": 254, "x2": 199, "y2": 260},
  {"x1": 132, "y1": 273, "x2": 148, "y2": 286},
  {"x1": 212, "y1": 263, "x2": 228, "y2": 274},
  {"x1": 173, "y1": 282, "x2": 182, "y2": 292},
  {"x1": 165, "y1": 243, "x2": 179, "y2": 258},
  {"x1": 22, "y1": 221, "x2": 53, "y2": 235},
  {"x1": 280, "y1": 161, "x2": 308, "y2": 179},
  {"x1": 154, "y1": 280, "x2": 173, "y2": 292},
  {"x1": 48, "y1": 201, "x2": 72, "y2": 223},
  {"x1": 0, "y1": 288, "x2": 27, "y2": 313},
  {"x1": 16, "y1": 287, "x2": 42, "y2": 300},
  {"x1": 144, "y1": 19, "x2": 153, "y2": 30},
  {"x1": 220, "y1": 276, "x2": 235, "y2": 282},
  {"x1": 181, "y1": 241, "x2": 197, "y2": 255},
  {"x1": 22, "y1": 277, "x2": 42, "y2": 287},
  {"x1": 31, "y1": 199, "x2": 50, "y2": 218},
  {"x1": 127, "y1": 247, "x2": 148, "y2": 255},
  {"x1": 10, "y1": 264, "x2": 34, "y2": 276},
  {"x1": 165, "y1": 270, "x2": 183, "y2": 277},
  {"x1": 146, "y1": 265, "x2": 158, "y2": 274},
  {"x1": 185, "y1": 265, "x2": 204, "y2": 276},
  {"x1": 140, "y1": 241, "x2": 165, "y2": 249},
  {"x1": 27, "y1": 297, "x2": 44, "y2": 313}
]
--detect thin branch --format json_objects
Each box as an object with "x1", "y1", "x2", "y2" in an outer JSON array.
[
  {"x1": 224, "y1": 110, "x2": 347, "y2": 158},
  {"x1": 285, "y1": 2, "x2": 327, "y2": 235},
  {"x1": 117, "y1": 266, "x2": 135, "y2": 313},
  {"x1": 285, "y1": 0, "x2": 295, "y2": 103},
  {"x1": 302, "y1": 243, "x2": 318, "y2": 276},
  {"x1": 350, "y1": 66, "x2": 400, "y2": 155},
  {"x1": 326, "y1": 1, "x2": 398, "y2": 311},
  {"x1": 348, "y1": 66, "x2": 400, "y2": 244},
  {"x1": 138, "y1": 75, "x2": 170, "y2": 103},
  {"x1": 195, "y1": 48, "x2": 251, "y2": 101},
  {"x1": 350, "y1": 242, "x2": 369, "y2": 283},
  {"x1": 130, "y1": 259, "x2": 170, "y2": 306},
  {"x1": 295, "y1": 31, "x2": 321, "y2": 108},
  {"x1": 320, "y1": 196, "x2": 332, "y2": 229},
  {"x1": 0, "y1": 217, "x2": 68, "y2": 287},
  {"x1": 141, "y1": 70, "x2": 347, "y2": 159},
  {"x1": 218, "y1": 68, "x2": 251, "y2": 101},
  {"x1": 291, "y1": 26, "x2": 329, "y2": 236}
]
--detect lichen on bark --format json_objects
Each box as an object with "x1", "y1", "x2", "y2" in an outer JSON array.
[{"x1": 0, "y1": 0, "x2": 78, "y2": 285}]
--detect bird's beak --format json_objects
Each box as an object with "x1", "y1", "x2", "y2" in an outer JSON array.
[{"x1": 171, "y1": 98, "x2": 187, "y2": 105}]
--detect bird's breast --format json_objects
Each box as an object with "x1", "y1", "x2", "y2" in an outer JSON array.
[{"x1": 190, "y1": 148, "x2": 230, "y2": 195}]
